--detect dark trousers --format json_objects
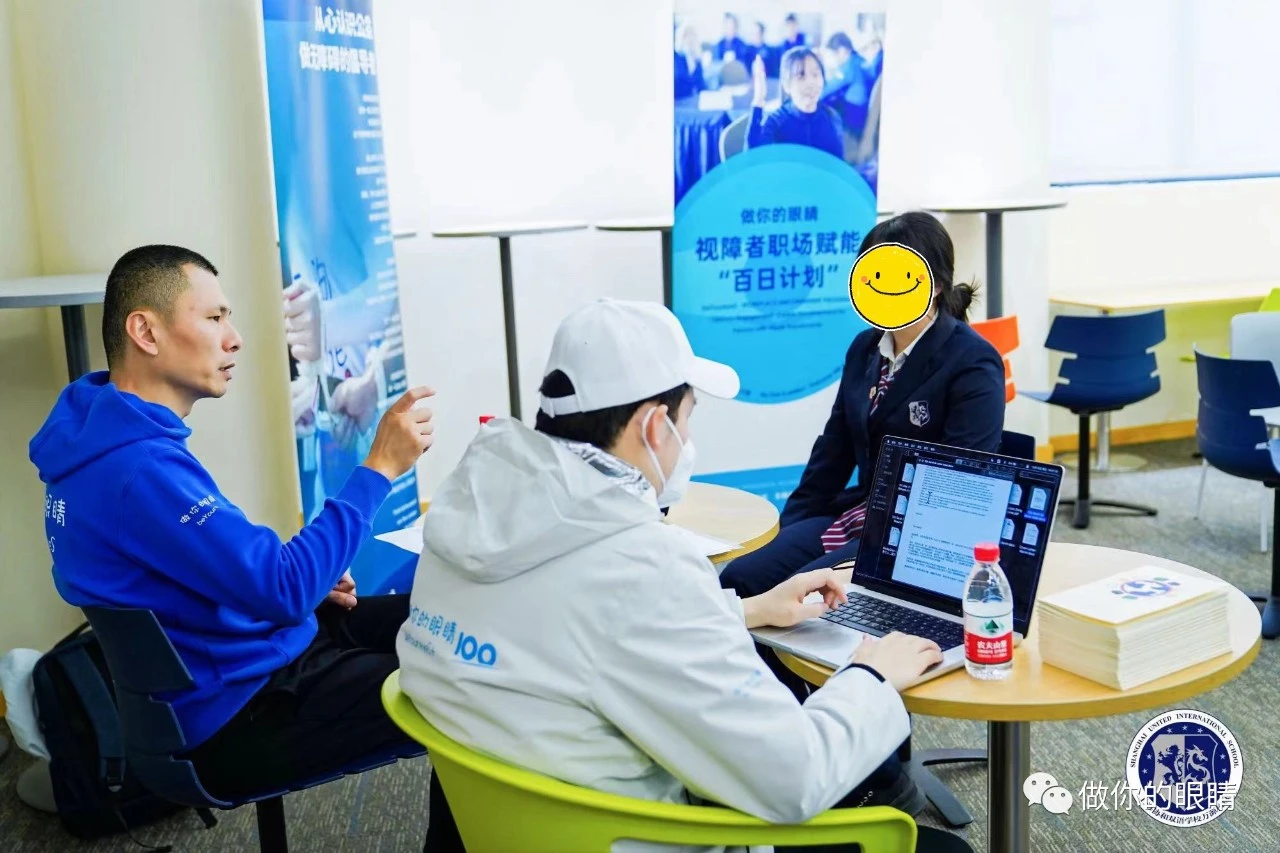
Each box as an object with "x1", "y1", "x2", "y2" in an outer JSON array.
[
  {"x1": 719, "y1": 515, "x2": 859, "y2": 599},
  {"x1": 184, "y1": 595, "x2": 464, "y2": 852},
  {"x1": 778, "y1": 663, "x2": 971, "y2": 853}
]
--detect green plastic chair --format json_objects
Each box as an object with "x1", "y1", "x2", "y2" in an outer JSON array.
[
  {"x1": 1260, "y1": 288, "x2": 1280, "y2": 313},
  {"x1": 381, "y1": 672, "x2": 918, "y2": 853}
]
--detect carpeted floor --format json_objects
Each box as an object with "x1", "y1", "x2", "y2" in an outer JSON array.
[{"x1": 1, "y1": 438, "x2": 1276, "y2": 852}]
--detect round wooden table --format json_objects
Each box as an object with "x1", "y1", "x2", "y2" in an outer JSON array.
[
  {"x1": 779, "y1": 542, "x2": 1261, "y2": 853},
  {"x1": 665, "y1": 482, "x2": 780, "y2": 564}
]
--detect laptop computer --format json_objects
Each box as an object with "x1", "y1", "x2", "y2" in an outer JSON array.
[{"x1": 751, "y1": 435, "x2": 1065, "y2": 688}]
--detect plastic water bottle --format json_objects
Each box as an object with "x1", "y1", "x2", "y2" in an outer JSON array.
[{"x1": 963, "y1": 542, "x2": 1014, "y2": 680}]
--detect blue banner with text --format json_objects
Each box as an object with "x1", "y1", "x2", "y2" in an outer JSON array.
[{"x1": 262, "y1": 0, "x2": 418, "y2": 593}]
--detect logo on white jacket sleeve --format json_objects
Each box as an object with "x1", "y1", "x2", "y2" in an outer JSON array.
[
  {"x1": 453, "y1": 630, "x2": 499, "y2": 667},
  {"x1": 405, "y1": 606, "x2": 498, "y2": 668}
]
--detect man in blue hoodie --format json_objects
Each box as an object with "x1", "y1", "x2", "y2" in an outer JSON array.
[{"x1": 29, "y1": 244, "x2": 460, "y2": 850}]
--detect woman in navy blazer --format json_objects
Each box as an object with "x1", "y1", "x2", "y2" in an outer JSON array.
[{"x1": 720, "y1": 212, "x2": 1006, "y2": 598}]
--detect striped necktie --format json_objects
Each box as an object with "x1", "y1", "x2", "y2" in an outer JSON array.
[{"x1": 819, "y1": 356, "x2": 896, "y2": 553}]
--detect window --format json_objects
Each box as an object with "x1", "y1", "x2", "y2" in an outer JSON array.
[{"x1": 1050, "y1": 0, "x2": 1280, "y2": 184}]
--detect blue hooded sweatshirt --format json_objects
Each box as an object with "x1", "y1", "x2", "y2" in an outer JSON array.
[{"x1": 28, "y1": 372, "x2": 392, "y2": 748}]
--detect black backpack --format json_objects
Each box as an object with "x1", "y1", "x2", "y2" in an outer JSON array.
[{"x1": 31, "y1": 622, "x2": 213, "y2": 844}]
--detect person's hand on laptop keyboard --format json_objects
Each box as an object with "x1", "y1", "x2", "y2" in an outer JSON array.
[
  {"x1": 850, "y1": 632, "x2": 944, "y2": 691},
  {"x1": 741, "y1": 568, "x2": 849, "y2": 629}
]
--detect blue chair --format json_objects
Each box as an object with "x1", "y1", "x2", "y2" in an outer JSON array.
[
  {"x1": 891, "y1": 429, "x2": 1037, "y2": 829},
  {"x1": 81, "y1": 607, "x2": 425, "y2": 852},
  {"x1": 1000, "y1": 429, "x2": 1036, "y2": 461},
  {"x1": 1194, "y1": 349, "x2": 1280, "y2": 639},
  {"x1": 1021, "y1": 310, "x2": 1166, "y2": 529}
]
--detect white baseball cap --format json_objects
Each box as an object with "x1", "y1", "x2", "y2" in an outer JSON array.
[{"x1": 538, "y1": 299, "x2": 740, "y2": 417}]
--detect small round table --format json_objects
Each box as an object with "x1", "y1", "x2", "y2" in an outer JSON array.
[
  {"x1": 0, "y1": 273, "x2": 107, "y2": 381},
  {"x1": 778, "y1": 542, "x2": 1261, "y2": 853},
  {"x1": 665, "y1": 482, "x2": 780, "y2": 564}
]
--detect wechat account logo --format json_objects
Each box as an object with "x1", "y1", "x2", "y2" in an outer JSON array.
[{"x1": 1024, "y1": 771, "x2": 1074, "y2": 815}]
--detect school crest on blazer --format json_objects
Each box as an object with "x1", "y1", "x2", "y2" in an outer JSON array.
[{"x1": 908, "y1": 400, "x2": 930, "y2": 427}]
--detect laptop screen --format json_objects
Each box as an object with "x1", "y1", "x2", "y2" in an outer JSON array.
[{"x1": 854, "y1": 436, "x2": 1064, "y2": 637}]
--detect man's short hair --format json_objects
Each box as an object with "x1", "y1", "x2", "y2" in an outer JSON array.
[
  {"x1": 102, "y1": 245, "x2": 218, "y2": 367},
  {"x1": 535, "y1": 370, "x2": 690, "y2": 450}
]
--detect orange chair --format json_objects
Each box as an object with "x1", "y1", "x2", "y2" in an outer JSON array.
[{"x1": 971, "y1": 315, "x2": 1019, "y2": 403}]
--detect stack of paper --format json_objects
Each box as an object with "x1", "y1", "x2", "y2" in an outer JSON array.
[{"x1": 1037, "y1": 567, "x2": 1231, "y2": 690}]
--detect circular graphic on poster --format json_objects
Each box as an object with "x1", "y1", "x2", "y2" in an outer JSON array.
[{"x1": 673, "y1": 144, "x2": 875, "y2": 404}]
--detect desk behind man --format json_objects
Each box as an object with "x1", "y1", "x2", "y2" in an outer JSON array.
[{"x1": 27, "y1": 245, "x2": 460, "y2": 851}]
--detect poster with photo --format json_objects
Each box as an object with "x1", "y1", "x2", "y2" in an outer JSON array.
[
  {"x1": 673, "y1": 2, "x2": 887, "y2": 507},
  {"x1": 262, "y1": 0, "x2": 419, "y2": 593}
]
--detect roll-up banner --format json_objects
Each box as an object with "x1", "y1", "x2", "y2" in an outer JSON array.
[
  {"x1": 262, "y1": 0, "x2": 419, "y2": 592},
  {"x1": 673, "y1": 3, "x2": 886, "y2": 509}
]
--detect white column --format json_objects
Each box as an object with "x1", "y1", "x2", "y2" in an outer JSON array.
[{"x1": 878, "y1": 0, "x2": 1053, "y2": 447}]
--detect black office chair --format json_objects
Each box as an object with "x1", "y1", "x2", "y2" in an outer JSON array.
[
  {"x1": 82, "y1": 607, "x2": 425, "y2": 853},
  {"x1": 893, "y1": 429, "x2": 1037, "y2": 828}
]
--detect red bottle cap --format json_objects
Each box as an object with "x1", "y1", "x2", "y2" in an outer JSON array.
[
  {"x1": 479, "y1": 415, "x2": 495, "y2": 425},
  {"x1": 974, "y1": 542, "x2": 1000, "y2": 562}
]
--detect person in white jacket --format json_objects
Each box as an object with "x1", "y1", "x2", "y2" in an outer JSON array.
[{"x1": 397, "y1": 299, "x2": 966, "y2": 853}]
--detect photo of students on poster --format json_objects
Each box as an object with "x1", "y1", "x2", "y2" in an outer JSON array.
[{"x1": 674, "y1": 6, "x2": 885, "y2": 205}]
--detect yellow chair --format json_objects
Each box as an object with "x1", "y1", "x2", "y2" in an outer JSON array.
[
  {"x1": 1260, "y1": 288, "x2": 1280, "y2": 312},
  {"x1": 381, "y1": 672, "x2": 918, "y2": 853}
]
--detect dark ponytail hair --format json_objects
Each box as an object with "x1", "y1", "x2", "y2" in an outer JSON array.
[{"x1": 857, "y1": 211, "x2": 978, "y2": 322}]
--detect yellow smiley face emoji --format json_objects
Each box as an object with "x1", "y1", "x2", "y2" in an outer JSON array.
[{"x1": 848, "y1": 243, "x2": 934, "y2": 331}]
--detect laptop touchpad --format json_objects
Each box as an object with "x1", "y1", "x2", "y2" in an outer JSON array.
[{"x1": 775, "y1": 621, "x2": 866, "y2": 669}]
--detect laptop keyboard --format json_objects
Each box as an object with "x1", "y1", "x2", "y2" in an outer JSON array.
[{"x1": 822, "y1": 593, "x2": 965, "y2": 649}]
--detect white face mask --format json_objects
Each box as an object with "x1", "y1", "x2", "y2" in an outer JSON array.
[{"x1": 642, "y1": 407, "x2": 696, "y2": 508}]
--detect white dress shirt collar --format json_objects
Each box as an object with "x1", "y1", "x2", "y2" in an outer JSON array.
[{"x1": 877, "y1": 312, "x2": 938, "y2": 376}]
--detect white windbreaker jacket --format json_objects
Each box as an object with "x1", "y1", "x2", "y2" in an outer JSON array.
[{"x1": 396, "y1": 419, "x2": 911, "y2": 853}]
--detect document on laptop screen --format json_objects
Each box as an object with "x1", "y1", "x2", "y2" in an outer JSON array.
[{"x1": 891, "y1": 463, "x2": 1013, "y2": 598}]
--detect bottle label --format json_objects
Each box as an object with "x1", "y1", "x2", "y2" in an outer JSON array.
[{"x1": 964, "y1": 612, "x2": 1013, "y2": 665}]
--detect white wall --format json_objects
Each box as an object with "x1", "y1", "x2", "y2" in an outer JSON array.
[
  {"x1": 374, "y1": 0, "x2": 1057, "y2": 495},
  {"x1": 877, "y1": 0, "x2": 1054, "y2": 445},
  {"x1": 10, "y1": 0, "x2": 298, "y2": 522},
  {"x1": 377, "y1": 0, "x2": 1280, "y2": 461},
  {"x1": 0, "y1": 0, "x2": 83, "y2": 654},
  {"x1": 374, "y1": 0, "x2": 672, "y2": 496}
]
